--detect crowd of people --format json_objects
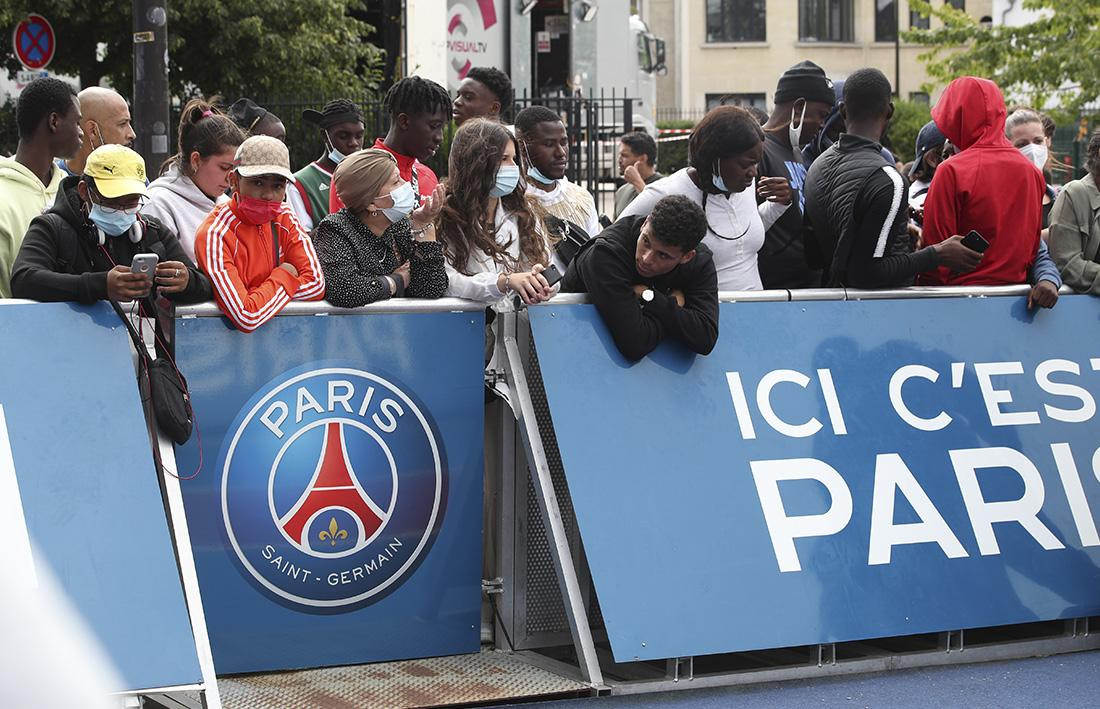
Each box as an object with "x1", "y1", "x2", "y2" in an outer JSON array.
[{"x1": 0, "y1": 61, "x2": 1096, "y2": 360}]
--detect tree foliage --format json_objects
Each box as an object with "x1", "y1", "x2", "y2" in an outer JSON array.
[
  {"x1": 885, "y1": 99, "x2": 932, "y2": 165},
  {"x1": 0, "y1": 1, "x2": 384, "y2": 99},
  {"x1": 904, "y1": 0, "x2": 1100, "y2": 113}
]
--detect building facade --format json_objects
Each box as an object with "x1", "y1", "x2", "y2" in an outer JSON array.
[{"x1": 646, "y1": 0, "x2": 993, "y2": 118}]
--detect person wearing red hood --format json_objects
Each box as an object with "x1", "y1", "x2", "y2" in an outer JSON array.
[{"x1": 919, "y1": 77, "x2": 1060, "y2": 308}]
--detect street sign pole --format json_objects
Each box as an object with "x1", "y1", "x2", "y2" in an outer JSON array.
[{"x1": 132, "y1": 0, "x2": 170, "y2": 178}]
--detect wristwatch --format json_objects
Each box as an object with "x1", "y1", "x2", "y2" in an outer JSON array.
[{"x1": 640, "y1": 288, "x2": 655, "y2": 303}]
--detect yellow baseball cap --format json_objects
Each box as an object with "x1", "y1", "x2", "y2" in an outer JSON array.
[{"x1": 84, "y1": 144, "x2": 148, "y2": 198}]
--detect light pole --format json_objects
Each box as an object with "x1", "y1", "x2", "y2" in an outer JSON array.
[
  {"x1": 132, "y1": 0, "x2": 170, "y2": 178},
  {"x1": 894, "y1": 0, "x2": 901, "y2": 97}
]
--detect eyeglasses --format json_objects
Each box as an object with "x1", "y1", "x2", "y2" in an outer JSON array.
[{"x1": 88, "y1": 183, "x2": 146, "y2": 213}]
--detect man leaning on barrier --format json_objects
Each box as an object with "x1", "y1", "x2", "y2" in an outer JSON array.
[
  {"x1": 560, "y1": 194, "x2": 718, "y2": 361},
  {"x1": 10, "y1": 144, "x2": 211, "y2": 304}
]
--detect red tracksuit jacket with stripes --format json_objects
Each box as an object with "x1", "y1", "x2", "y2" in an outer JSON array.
[{"x1": 196, "y1": 195, "x2": 325, "y2": 332}]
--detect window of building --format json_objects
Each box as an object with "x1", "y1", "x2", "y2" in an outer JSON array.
[
  {"x1": 876, "y1": 0, "x2": 898, "y2": 42},
  {"x1": 706, "y1": 0, "x2": 767, "y2": 43},
  {"x1": 909, "y1": 91, "x2": 930, "y2": 104},
  {"x1": 909, "y1": 7, "x2": 930, "y2": 30},
  {"x1": 799, "y1": 0, "x2": 854, "y2": 42},
  {"x1": 705, "y1": 93, "x2": 767, "y2": 112},
  {"x1": 947, "y1": 0, "x2": 965, "y2": 9}
]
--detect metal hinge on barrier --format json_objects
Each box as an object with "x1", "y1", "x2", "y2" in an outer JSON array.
[
  {"x1": 485, "y1": 369, "x2": 507, "y2": 386},
  {"x1": 482, "y1": 577, "x2": 504, "y2": 595}
]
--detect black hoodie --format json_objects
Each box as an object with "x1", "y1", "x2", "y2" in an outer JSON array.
[
  {"x1": 10, "y1": 175, "x2": 211, "y2": 304},
  {"x1": 561, "y1": 215, "x2": 719, "y2": 361}
]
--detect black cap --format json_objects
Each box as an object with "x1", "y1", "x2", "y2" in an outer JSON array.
[
  {"x1": 909, "y1": 120, "x2": 946, "y2": 177},
  {"x1": 229, "y1": 98, "x2": 268, "y2": 132},
  {"x1": 302, "y1": 99, "x2": 364, "y2": 130},
  {"x1": 774, "y1": 60, "x2": 835, "y2": 106}
]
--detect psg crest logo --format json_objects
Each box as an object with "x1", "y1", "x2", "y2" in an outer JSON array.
[{"x1": 220, "y1": 367, "x2": 446, "y2": 609}]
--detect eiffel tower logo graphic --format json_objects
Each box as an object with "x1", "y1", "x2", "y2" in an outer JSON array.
[{"x1": 278, "y1": 421, "x2": 388, "y2": 551}]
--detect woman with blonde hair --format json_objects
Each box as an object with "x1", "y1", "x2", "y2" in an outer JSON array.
[
  {"x1": 437, "y1": 118, "x2": 554, "y2": 304},
  {"x1": 313, "y1": 148, "x2": 447, "y2": 307}
]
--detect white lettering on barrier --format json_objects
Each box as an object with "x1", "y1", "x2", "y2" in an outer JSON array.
[
  {"x1": 889, "y1": 365, "x2": 953, "y2": 431},
  {"x1": 259, "y1": 383, "x2": 403, "y2": 439},
  {"x1": 753, "y1": 444, "x2": 1100, "y2": 572},
  {"x1": 0, "y1": 404, "x2": 38, "y2": 588},
  {"x1": 974, "y1": 362, "x2": 1041, "y2": 427},
  {"x1": 868, "y1": 453, "x2": 967, "y2": 565},
  {"x1": 729, "y1": 368, "x2": 847, "y2": 440},
  {"x1": 750, "y1": 458, "x2": 853, "y2": 572},
  {"x1": 950, "y1": 447, "x2": 1064, "y2": 555},
  {"x1": 1035, "y1": 359, "x2": 1096, "y2": 423},
  {"x1": 1052, "y1": 443, "x2": 1100, "y2": 546}
]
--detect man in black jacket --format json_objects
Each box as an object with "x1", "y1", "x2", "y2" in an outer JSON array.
[
  {"x1": 11, "y1": 144, "x2": 211, "y2": 304},
  {"x1": 803, "y1": 68, "x2": 981, "y2": 287},
  {"x1": 561, "y1": 194, "x2": 717, "y2": 361}
]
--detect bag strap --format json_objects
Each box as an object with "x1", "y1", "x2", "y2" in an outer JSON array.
[
  {"x1": 109, "y1": 299, "x2": 153, "y2": 367},
  {"x1": 109, "y1": 298, "x2": 170, "y2": 474}
]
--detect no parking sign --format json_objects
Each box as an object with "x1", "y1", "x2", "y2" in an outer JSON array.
[{"x1": 13, "y1": 14, "x2": 55, "y2": 71}]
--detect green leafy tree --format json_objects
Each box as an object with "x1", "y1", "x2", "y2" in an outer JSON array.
[
  {"x1": 904, "y1": 1, "x2": 1100, "y2": 112},
  {"x1": 886, "y1": 99, "x2": 933, "y2": 164},
  {"x1": 0, "y1": 1, "x2": 384, "y2": 99}
]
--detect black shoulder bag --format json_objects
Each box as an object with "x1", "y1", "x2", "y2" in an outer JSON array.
[
  {"x1": 544, "y1": 214, "x2": 593, "y2": 267},
  {"x1": 110, "y1": 300, "x2": 194, "y2": 446}
]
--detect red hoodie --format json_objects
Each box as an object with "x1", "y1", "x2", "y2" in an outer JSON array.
[{"x1": 919, "y1": 77, "x2": 1044, "y2": 286}]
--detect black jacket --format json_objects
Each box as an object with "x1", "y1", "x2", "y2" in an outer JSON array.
[
  {"x1": 10, "y1": 176, "x2": 212, "y2": 304},
  {"x1": 803, "y1": 133, "x2": 936, "y2": 287},
  {"x1": 313, "y1": 208, "x2": 447, "y2": 308},
  {"x1": 561, "y1": 215, "x2": 719, "y2": 361}
]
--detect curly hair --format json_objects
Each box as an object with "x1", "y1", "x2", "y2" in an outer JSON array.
[
  {"x1": 437, "y1": 119, "x2": 550, "y2": 275},
  {"x1": 16, "y1": 77, "x2": 76, "y2": 139},
  {"x1": 466, "y1": 67, "x2": 513, "y2": 115},
  {"x1": 688, "y1": 106, "x2": 764, "y2": 193},
  {"x1": 649, "y1": 195, "x2": 707, "y2": 252}
]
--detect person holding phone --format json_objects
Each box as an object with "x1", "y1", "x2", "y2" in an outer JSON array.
[
  {"x1": 437, "y1": 118, "x2": 554, "y2": 305},
  {"x1": 561, "y1": 195, "x2": 717, "y2": 361},
  {"x1": 618, "y1": 106, "x2": 779, "y2": 292},
  {"x1": 919, "y1": 76, "x2": 1060, "y2": 310},
  {"x1": 11, "y1": 144, "x2": 211, "y2": 304},
  {"x1": 803, "y1": 69, "x2": 983, "y2": 288}
]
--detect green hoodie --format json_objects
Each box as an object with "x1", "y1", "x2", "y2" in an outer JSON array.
[{"x1": 0, "y1": 156, "x2": 63, "y2": 298}]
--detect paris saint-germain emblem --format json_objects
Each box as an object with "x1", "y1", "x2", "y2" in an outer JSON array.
[{"x1": 220, "y1": 367, "x2": 446, "y2": 609}]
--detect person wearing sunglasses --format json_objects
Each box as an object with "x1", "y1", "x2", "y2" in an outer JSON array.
[{"x1": 11, "y1": 144, "x2": 211, "y2": 304}]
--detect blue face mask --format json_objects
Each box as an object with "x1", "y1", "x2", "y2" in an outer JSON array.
[
  {"x1": 490, "y1": 164, "x2": 521, "y2": 198},
  {"x1": 526, "y1": 164, "x2": 556, "y2": 185},
  {"x1": 379, "y1": 182, "x2": 417, "y2": 223},
  {"x1": 89, "y1": 202, "x2": 138, "y2": 236},
  {"x1": 327, "y1": 132, "x2": 347, "y2": 165},
  {"x1": 712, "y1": 161, "x2": 728, "y2": 193}
]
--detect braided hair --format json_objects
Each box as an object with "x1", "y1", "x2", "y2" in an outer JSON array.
[
  {"x1": 315, "y1": 98, "x2": 363, "y2": 129},
  {"x1": 383, "y1": 76, "x2": 451, "y2": 119}
]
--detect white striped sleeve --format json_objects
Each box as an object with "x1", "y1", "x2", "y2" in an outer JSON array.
[{"x1": 874, "y1": 166, "x2": 905, "y2": 258}]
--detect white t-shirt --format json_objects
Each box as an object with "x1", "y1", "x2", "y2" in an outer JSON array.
[{"x1": 618, "y1": 168, "x2": 768, "y2": 291}]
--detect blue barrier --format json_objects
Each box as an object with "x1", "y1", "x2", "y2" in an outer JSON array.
[
  {"x1": 173, "y1": 302, "x2": 486, "y2": 674},
  {"x1": 530, "y1": 295, "x2": 1100, "y2": 663},
  {"x1": 0, "y1": 302, "x2": 201, "y2": 691}
]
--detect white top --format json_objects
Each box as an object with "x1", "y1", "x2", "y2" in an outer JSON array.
[
  {"x1": 141, "y1": 165, "x2": 228, "y2": 262},
  {"x1": 286, "y1": 186, "x2": 313, "y2": 233},
  {"x1": 618, "y1": 168, "x2": 776, "y2": 291},
  {"x1": 444, "y1": 204, "x2": 561, "y2": 303},
  {"x1": 527, "y1": 179, "x2": 602, "y2": 237}
]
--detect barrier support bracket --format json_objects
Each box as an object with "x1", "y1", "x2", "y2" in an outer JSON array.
[{"x1": 503, "y1": 335, "x2": 605, "y2": 689}]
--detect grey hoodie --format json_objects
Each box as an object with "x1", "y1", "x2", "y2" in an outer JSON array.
[{"x1": 141, "y1": 164, "x2": 227, "y2": 262}]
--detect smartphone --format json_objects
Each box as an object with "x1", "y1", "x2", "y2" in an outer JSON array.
[
  {"x1": 130, "y1": 253, "x2": 159, "y2": 277},
  {"x1": 542, "y1": 264, "x2": 563, "y2": 287},
  {"x1": 960, "y1": 230, "x2": 990, "y2": 253}
]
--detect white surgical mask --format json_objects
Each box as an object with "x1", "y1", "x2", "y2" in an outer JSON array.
[
  {"x1": 378, "y1": 182, "x2": 416, "y2": 223},
  {"x1": 712, "y1": 160, "x2": 728, "y2": 193},
  {"x1": 789, "y1": 100, "x2": 807, "y2": 150},
  {"x1": 1019, "y1": 142, "x2": 1048, "y2": 172},
  {"x1": 326, "y1": 132, "x2": 348, "y2": 165}
]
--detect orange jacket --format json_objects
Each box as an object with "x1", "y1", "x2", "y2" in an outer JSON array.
[{"x1": 196, "y1": 196, "x2": 325, "y2": 332}]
